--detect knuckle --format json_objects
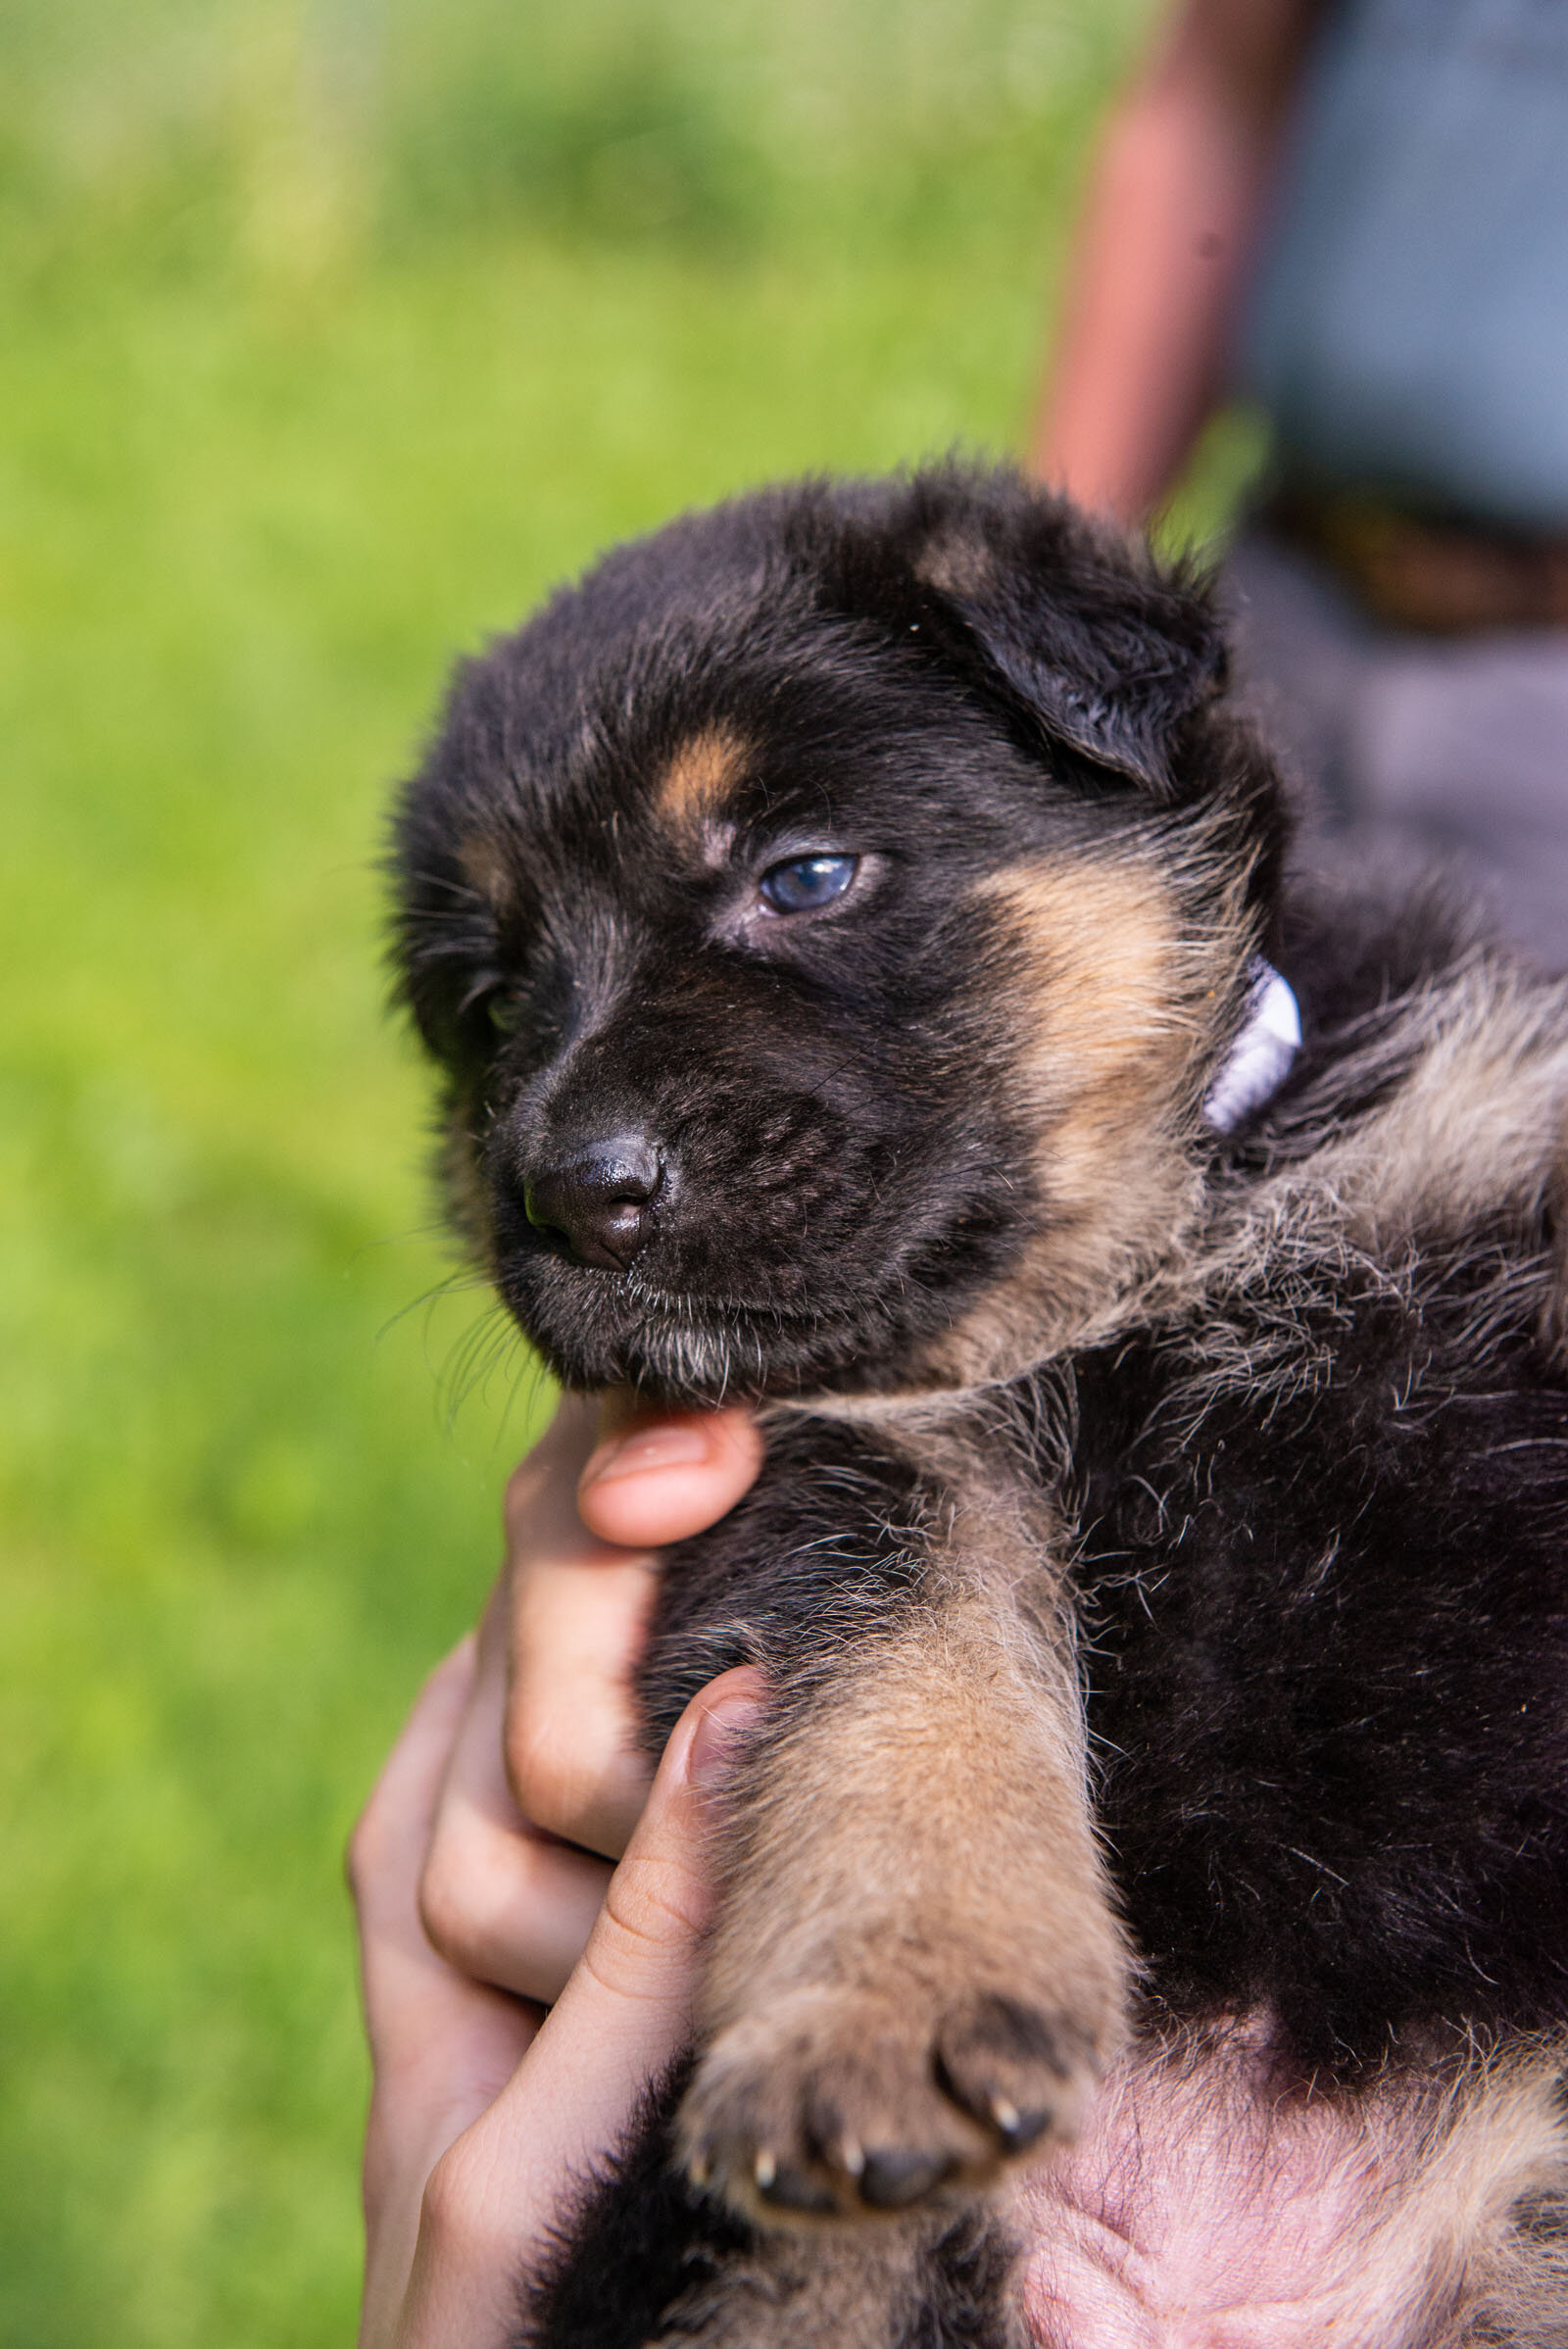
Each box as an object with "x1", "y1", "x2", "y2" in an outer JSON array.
[
  {"x1": 597, "y1": 1851, "x2": 707, "y2": 1972},
  {"x1": 418, "y1": 2140, "x2": 497, "y2": 2265},
  {"x1": 505, "y1": 1709, "x2": 593, "y2": 1841},
  {"x1": 416, "y1": 1837, "x2": 490, "y2": 1968},
  {"x1": 502, "y1": 1456, "x2": 542, "y2": 1542},
  {"x1": 343, "y1": 1802, "x2": 382, "y2": 1905}
]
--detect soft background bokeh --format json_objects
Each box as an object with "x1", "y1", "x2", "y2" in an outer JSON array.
[{"x1": 0, "y1": 3, "x2": 1260, "y2": 2338}]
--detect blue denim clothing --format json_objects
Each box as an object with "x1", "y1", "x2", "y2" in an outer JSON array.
[{"x1": 1241, "y1": 0, "x2": 1568, "y2": 529}]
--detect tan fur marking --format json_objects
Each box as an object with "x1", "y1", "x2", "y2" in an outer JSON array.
[
  {"x1": 1412, "y1": 2046, "x2": 1568, "y2": 2345},
  {"x1": 927, "y1": 850, "x2": 1250, "y2": 1384},
  {"x1": 1197, "y1": 960, "x2": 1568, "y2": 1346},
  {"x1": 456, "y1": 827, "x2": 514, "y2": 910},
  {"x1": 1304, "y1": 963, "x2": 1568, "y2": 1247},
  {"x1": 914, "y1": 526, "x2": 996, "y2": 601},
  {"x1": 655, "y1": 723, "x2": 749, "y2": 826},
  {"x1": 678, "y1": 1490, "x2": 1129, "y2": 2228}
]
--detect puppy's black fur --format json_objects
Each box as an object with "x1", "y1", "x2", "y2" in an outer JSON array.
[{"x1": 394, "y1": 467, "x2": 1568, "y2": 2346}]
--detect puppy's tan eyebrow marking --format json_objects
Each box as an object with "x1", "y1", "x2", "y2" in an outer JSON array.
[
  {"x1": 655, "y1": 723, "x2": 749, "y2": 827},
  {"x1": 914, "y1": 525, "x2": 996, "y2": 601},
  {"x1": 456, "y1": 827, "x2": 514, "y2": 910}
]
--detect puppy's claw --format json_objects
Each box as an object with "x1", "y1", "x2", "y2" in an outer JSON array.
[
  {"x1": 990, "y1": 2095, "x2": 1053, "y2": 2152},
  {"x1": 754, "y1": 2148, "x2": 777, "y2": 2191},
  {"x1": 756, "y1": 2159, "x2": 840, "y2": 2217}
]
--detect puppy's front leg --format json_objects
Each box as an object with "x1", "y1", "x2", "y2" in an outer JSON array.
[{"x1": 677, "y1": 1501, "x2": 1130, "y2": 2227}]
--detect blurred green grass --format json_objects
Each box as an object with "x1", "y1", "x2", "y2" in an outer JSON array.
[{"x1": 0, "y1": 3, "x2": 1263, "y2": 2339}]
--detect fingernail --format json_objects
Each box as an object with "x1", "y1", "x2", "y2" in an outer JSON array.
[
  {"x1": 580, "y1": 1422, "x2": 712, "y2": 1490},
  {"x1": 685, "y1": 1690, "x2": 765, "y2": 1791}
]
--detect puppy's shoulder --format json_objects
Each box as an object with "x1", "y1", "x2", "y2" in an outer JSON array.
[{"x1": 1226, "y1": 858, "x2": 1568, "y2": 1277}]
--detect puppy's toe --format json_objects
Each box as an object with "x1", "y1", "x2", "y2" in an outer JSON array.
[
  {"x1": 680, "y1": 1983, "x2": 1104, "y2": 2227},
  {"x1": 934, "y1": 1990, "x2": 1099, "y2": 2155},
  {"x1": 680, "y1": 1997, "x2": 991, "y2": 2226}
]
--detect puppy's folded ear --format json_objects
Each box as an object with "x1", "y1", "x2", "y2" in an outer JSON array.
[{"x1": 910, "y1": 495, "x2": 1228, "y2": 799}]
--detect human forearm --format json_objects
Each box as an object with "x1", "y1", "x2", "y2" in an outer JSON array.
[{"x1": 1033, "y1": 0, "x2": 1321, "y2": 524}]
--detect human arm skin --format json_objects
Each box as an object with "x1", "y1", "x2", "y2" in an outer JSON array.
[{"x1": 1031, "y1": 0, "x2": 1324, "y2": 525}]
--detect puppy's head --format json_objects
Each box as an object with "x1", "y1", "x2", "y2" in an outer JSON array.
[{"x1": 393, "y1": 466, "x2": 1286, "y2": 1400}]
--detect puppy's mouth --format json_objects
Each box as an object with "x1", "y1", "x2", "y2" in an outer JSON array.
[
  {"x1": 482, "y1": 1111, "x2": 1028, "y2": 1400},
  {"x1": 494, "y1": 1244, "x2": 898, "y2": 1403},
  {"x1": 621, "y1": 1272, "x2": 829, "y2": 1323}
]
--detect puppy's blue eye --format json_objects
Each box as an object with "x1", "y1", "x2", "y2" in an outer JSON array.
[
  {"x1": 759, "y1": 855, "x2": 858, "y2": 914},
  {"x1": 487, "y1": 990, "x2": 524, "y2": 1036}
]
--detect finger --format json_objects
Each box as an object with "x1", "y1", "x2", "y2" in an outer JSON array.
[
  {"x1": 499, "y1": 1395, "x2": 763, "y2": 1857},
  {"x1": 419, "y1": 1668, "x2": 766, "y2": 2280},
  {"x1": 501, "y1": 1398, "x2": 660, "y2": 1856},
  {"x1": 352, "y1": 1639, "x2": 537, "y2": 2098},
  {"x1": 351, "y1": 1643, "x2": 540, "y2": 2344},
  {"x1": 503, "y1": 1666, "x2": 766, "y2": 2196},
  {"x1": 423, "y1": 1815, "x2": 612, "y2": 2008},
  {"x1": 506, "y1": 1549, "x2": 656, "y2": 1857},
  {"x1": 576, "y1": 1398, "x2": 765, "y2": 1548},
  {"x1": 419, "y1": 1596, "x2": 612, "y2": 2003},
  {"x1": 349, "y1": 1637, "x2": 479, "y2": 1968}
]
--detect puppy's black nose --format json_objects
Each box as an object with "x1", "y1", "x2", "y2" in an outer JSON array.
[{"x1": 524, "y1": 1137, "x2": 663, "y2": 1270}]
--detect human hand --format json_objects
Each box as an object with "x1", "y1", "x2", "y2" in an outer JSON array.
[
  {"x1": 349, "y1": 1636, "x2": 763, "y2": 2349},
  {"x1": 416, "y1": 1393, "x2": 765, "y2": 2004}
]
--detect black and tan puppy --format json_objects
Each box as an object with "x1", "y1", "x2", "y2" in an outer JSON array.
[{"x1": 393, "y1": 467, "x2": 1568, "y2": 2347}]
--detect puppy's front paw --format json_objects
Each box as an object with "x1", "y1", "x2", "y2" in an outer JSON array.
[{"x1": 678, "y1": 1984, "x2": 1102, "y2": 2224}]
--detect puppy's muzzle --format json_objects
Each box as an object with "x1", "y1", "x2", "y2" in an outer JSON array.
[{"x1": 524, "y1": 1135, "x2": 664, "y2": 1270}]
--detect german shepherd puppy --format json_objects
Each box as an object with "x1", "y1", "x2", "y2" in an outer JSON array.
[{"x1": 392, "y1": 467, "x2": 1568, "y2": 2347}]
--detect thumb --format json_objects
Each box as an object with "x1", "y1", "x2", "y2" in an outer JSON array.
[
  {"x1": 542, "y1": 1664, "x2": 764, "y2": 2109},
  {"x1": 428, "y1": 1668, "x2": 765, "y2": 2258}
]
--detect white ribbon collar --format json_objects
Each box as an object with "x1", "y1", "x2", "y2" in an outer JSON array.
[{"x1": 1202, "y1": 957, "x2": 1301, "y2": 1133}]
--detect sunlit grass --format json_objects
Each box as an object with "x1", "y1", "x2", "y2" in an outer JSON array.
[{"x1": 0, "y1": 230, "x2": 1065, "y2": 2349}]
